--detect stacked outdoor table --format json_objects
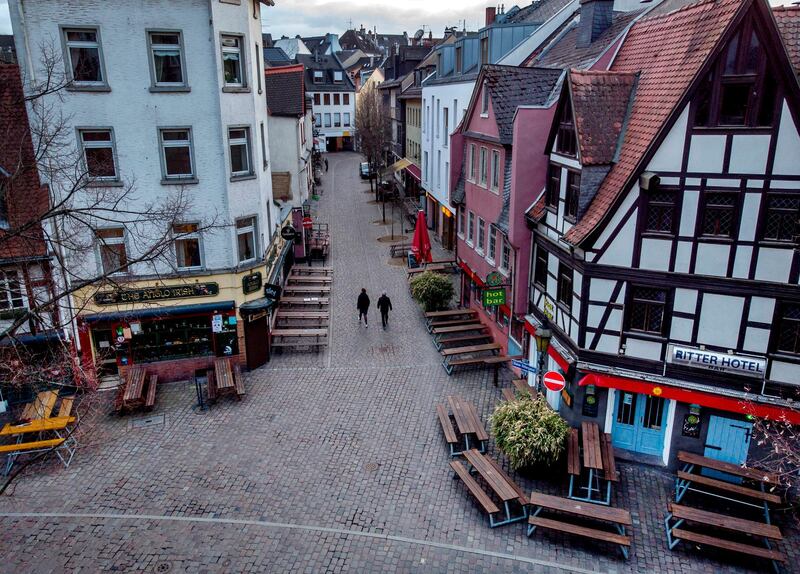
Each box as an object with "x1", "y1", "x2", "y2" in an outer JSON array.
[{"x1": 272, "y1": 267, "x2": 332, "y2": 352}]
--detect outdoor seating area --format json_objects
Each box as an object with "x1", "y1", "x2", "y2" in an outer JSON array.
[
  {"x1": 566, "y1": 422, "x2": 619, "y2": 505},
  {"x1": 0, "y1": 390, "x2": 78, "y2": 475},
  {"x1": 272, "y1": 266, "x2": 332, "y2": 352},
  {"x1": 113, "y1": 366, "x2": 159, "y2": 415},
  {"x1": 206, "y1": 357, "x2": 245, "y2": 403},
  {"x1": 307, "y1": 224, "x2": 330, "y2": 264},
  {"x1": 436, "y1": 395, "x2": 489, "y2": 456}
]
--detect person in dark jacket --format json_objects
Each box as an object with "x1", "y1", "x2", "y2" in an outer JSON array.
[
  {"x1": 377, "y1": 292, "x2": 392, "y2": 329},
  {"x1": 357, "y1": 288, "x2": 370, "y2": 328},
  {"x1": 324, "y1": 158, "x2": 329, "y2": 172}
]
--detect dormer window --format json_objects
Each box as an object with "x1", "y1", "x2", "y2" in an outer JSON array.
[
  {"x1": 333, "y1": 71, "x2": 343, "y2": 83},
  {"x1": 693, "y1": 20, "x2": 778, "y2": 128},
  {"x1": 481, "y1": 81, "x2": 489, "y2": 116},
  {"x1": 313, "y1": 70, "x2": 323, "y2": 84},
  {"x1": 556, "y1": 97, "x2": 576, "y2": 156},
  {"x1": 455, "y1": 46, "x2": 463, "y2": 73}
]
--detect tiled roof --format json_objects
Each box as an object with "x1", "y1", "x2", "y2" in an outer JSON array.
[
  {"x1": 564, "y1": 0, "x2": 744, "y2": 246},
  {"x1": 496, "y1": 156, "x2": 515, "y2": 232},
  {"x1": 503, "y1": 0, "x2": 575, "y2": 24},
  {"x1": 526, "y1": 195, "x2": 547, "y2": 221},
  {"x1": 263, "y1": 47, "x2": 291, "y2": 66},
  {"x1": 530, "y1": 10, "x2": 645, "y2": 69},
  {"x1": 482, "y1": 65, "x2": 563, "y2": 145},
  {"x1": 774, "y1": 6, "x2": 800, "y2": 76},
  {"x1": 569, "y1": 69, "x2": 637, "y2": 166},
  {"x1": 295, "y1": 54, "x2": 356, "y2": 92},
  {"x1": 264, "y1": 65, "x2": 305, "y2": 117}
]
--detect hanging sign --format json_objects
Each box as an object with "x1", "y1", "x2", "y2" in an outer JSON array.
[
  {"x1": 482, "y1": 288, "x2": 506, "y2": 307},
  {"x1": 281, "y1": 225, "x2": 298, "y2": 241},
  {"x1": 543, "y1": 370, "x2": 566, "y2": 392},
  {"x1": 211, "y1": 314, "x2": 224, "y2": 333},
  {"x1": 511, "y1": 359, "x2": 537, "y2": 374},
  {"x1": 671, "y1": 345, "x2": 766, "y2": 379},
  {"x1": 543, "y1": 297, "x2": 555, "y2": 321},
  {"x1": 302, "y1": 216, "x2": 313, "y2": 230},
  {"x1": 94, "y1": 282, "x2": 219, "y2": 305},
  {"x1": 486, "y1": 271, "x2": 504, "y2": 287},
  {"x1": 242, "y1": 272, "x2": 262, "y2": 295},
  {"x1": 263, "y1": 282, "x2": 282, "y2": 301}
]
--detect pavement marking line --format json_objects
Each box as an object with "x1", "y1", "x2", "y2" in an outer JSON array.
[{"x1": 0, "y1": 511, "x2": 599, "y2": 573}]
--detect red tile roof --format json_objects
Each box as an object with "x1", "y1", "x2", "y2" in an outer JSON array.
[
  {"x1": 564, "y1": 0, "x2": 746, "y2": 246},
  {"x1": 774, "y1": 6, "x2": 800, "y2": 76},
  {"x1": 569, "y1": 69, "x2": 638, "y2": 166}
]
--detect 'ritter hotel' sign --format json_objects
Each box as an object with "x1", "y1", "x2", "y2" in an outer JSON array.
[{"x1": 671, "y1": 345, "x2": 766, "y2": 379}]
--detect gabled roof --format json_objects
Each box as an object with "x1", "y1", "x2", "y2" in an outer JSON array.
[
  {"x1": 774, "y1": 6, "x2": 800, "y2": 76},
  {"x1": 474, "y1": 65, "x2": 563, "y2": 145},
  {"x1": 568, "y1": 69, "x2": 638, "y2": 166},
  {"x1": 264, "y1": 65, "x2": 306, "y2": 117},
  {"x1": 564, "y1": 0, "x2": 752, "y2": 245},
  {"x1": 295, "y1": 54, "x2": 356, "y2": 92},
  {"x1": 263, "y1": 47, "x2": 291, "y2": 67},
  {"x1": 502, "y1": 0, "x2": 576, "y2": 25}
]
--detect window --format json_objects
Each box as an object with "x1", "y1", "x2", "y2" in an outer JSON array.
[
  {"x1": 565, "y1": 171, "x2": 581, "y2": 220},
  {"x1": 468, "y1": 144, "x2": 477, "y2": 181},
  {"x1": 534, "y1": 247, "x2": 548, "y2": 288},
  {"x1": 79, "y1": 129, "x2": 117, "y2": 180},
  {"x1": 63, "y1": 28, "x2": 106, "y2": 87},
  {"x1": 314, "y1": 93, "x2": 321, "y2": 105},
  {"x1": 221, "y1": 35, "x2": 246, "y2": 87},
  {"x1": 255, "y1": 43, "x2": 262, "y2": 93},
  {"x1": 479, "y1": 147, "x2": 488, "y2": 186},
  {"x1": 477, "y1": 218, "x2": 486, "y2": 253},
  {"x1": 96, "y1": 228, "x2": 128, "y2": 274},
  {"x1": 455, "y1": 46, "x2": 463, "y2": 73},
  {"x1": 228, "y1": 127, "x2": 253, "y2": 177},
  {"x1": 546, "y1": 163, "x2": 561, "y2": 208},
  {"x1": 467, "y1": 211, "x2": 475, "y2": 245},
  {"x1": 627, "y1": 286, "x2": 668, "y2": 335},
  {"x1": 776, "y1": 302, "x2": 800, "y2": 355},
  {"x1": 762, "y1": 195, "x2": 800, "y2": 242},
  {"x1": 487, "y1": 226, "x2": 496, "y2": 262},
  {"x1": 556, "y1": 97, "x2": 576, "y2": 156},
  {"x1": 148, "y1": 31, "x2": 186, "y2": 89},
  {"x1": 323, "y1": 93, "x2": 331, "y2": 105},
  {"x1": 423, "y1": 151, "x2": 428, "y2": 181},
  {"x1": 314, "y1": 114, "x2": 321, "y2": 127},
  {"x1": 693, "y1": 22, "x2": 777, "y2": 128},
  {"x1": 260, "y1": 122, "x2": 268, "y2": 169},
  {"x1": 333, "y1": 93, "x2": 340, "y2": 105},
  {"x1": 343, "y1": 93, "x2": 350, "y2": 105},
  {"x1": 457, "y1": 208, "x2": 465, "y2": 238},
  {"x1": 644, "y1": 188, "x2": 678, "y2": 234},
  {"x1": 501, "y1": 238, "x2": 511, "y2": 272},
  {"x1": 334, "y1": 113, "x2": 341, "y2": 127},
  {"x1": 173, "y1": 223, "x2": 202, "y2": 269},
  {"x1": 701, "y1": 191, "x2": 738, "y2": 238},
  {"x1": 481, "y1": 81, "x2": 489, "y2": 115},
  {"x1": 159, "y1": 128, "x2": 194, "y2": 180},
  {"x1": 236, "y1": 216, "x2": 258, "y2": 263},
  {"x1": 343, "y1": 113, "x2": 351, "y2": 127},
  {"x1": 480, "y1": 37, "x2": 488, "y2": 65},
  {"x1": 443, "y1": 108, "x2": 449, "y2": 143},
  {"x1": 313, "y1": 71, "x2": 323, "y2": 84},
  {"x1": 490, "y1": 150, "x2": 500, "y2": 192},
  {"x1": 437, "y1": 150, "x2": 441, "y2": 188},
  {"x1": 324, "y1": 113, "x2": 331, "y2": 127},
  {"x1": 0, "y1": 269, "x2": 24, "y2": 311},
  {"x1": 557, "y1": 263, "x2": 573, "y2": 308},
  {"x1": 333, "y1": 70, "x2": 343, "y2": 83}
]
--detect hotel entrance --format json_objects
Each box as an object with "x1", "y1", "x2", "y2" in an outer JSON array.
[{"x1": 611, "y1": 391, "x2": 670, "y2": 457}]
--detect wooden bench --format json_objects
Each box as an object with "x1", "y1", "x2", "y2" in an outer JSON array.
[
  {"x1": 512, "y1": 378, "x2": 537, "y2": 399},
  {"x1": 144, "y1": 375, "x2": 158, "y2": 411},
  {"x1": 600, "y1": 433, "x2": 618, "y2": 482},
  {"x1": 501, "y1": 388, "x2": 517, "y2": 402},
  {"x1": 528, "y1": 491, "x2": 632, "y2": 559},
  {"x1": 291, "y1": 266, "x2": 333, "y2": 276},
  {"x1": 233, "y1": 363, "x2": 245, "y2": 398},
  {"x1": 456, "y1": 449, "x2": 528, "y2": 527},
  {"x1": 389, "y1": 242, "x2": 410, "y2": 258},
  {"x1": 436, "y1": 405, "x2": 460, "y2": 456},
  {"x1": 57, "y1": 397, "x2": 75, "y2": 419},
  {"x1": 450, "y1": 460, "x2": 500, "y2": 516},
  {"x1": 21, "y1": 390, "x2": 58, "y2": 420},
  {"x1": 272, "y1": 328, "x2": 328, "y2": 352},
  {"x1": 276, "y1": 311, "x2": 330, "y2": 320},
  {"x1": 435, "y1": 333, "x2": 492, "y2": 351},
  {"x1": 441, "y1": 343, "x2": 501, "y2": 375},
  {"x1": 427, "y1": 317, "x2": 479, "y2": 333},
  {"x1": 279, "y1": 297, "x2": 329, "y2": 308},
  {"x1": 206, "y1": 369, "x2": 217, "y2": 404},
  {"x1": 287, "y1": 276, "x2": 332, "y2": 284},
  {"x1": 567, "y1": 428, "x2": 581, "y2": 477},
  {"x1": 283, "y1": 285, "x2": 331, "y2": 295},
  {"x1": 665, "y1": 503, "x2": 785, "y2": 569},
  {"x1": 445, "y1": 396, "x2": 489, "y2": 454},
  {"x1": 0, "y1": 437, "x2": 74, "y2": 476},
  {"x1": 425, "y1": 308, "x2": 477, "y2": 324}
]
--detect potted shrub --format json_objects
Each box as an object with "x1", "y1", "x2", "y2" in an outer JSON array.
[
  {"x1": 490, "y1": 396, "x2": 571, "y2": 470},
  {"x1": 410, "y1": 271, "x2": 454, "y2": 312}
]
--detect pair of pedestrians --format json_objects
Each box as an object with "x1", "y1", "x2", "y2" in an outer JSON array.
[{"x1": 357, "y1": 288, "x2": 392, "y2": 329}]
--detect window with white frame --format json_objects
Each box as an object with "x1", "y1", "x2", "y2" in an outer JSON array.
[
  {"x1": 63, "y1": 28, "x2": 106, "y2": 87},
  {"x1": 173, "y1": 223, "x2": 202, "y2": 269},
  {"x1": 467, "y1": 211, "x2": 475, "y2": 245},
  {"x1": 501, "y1": 237, "x2": 511, "y2": 272},
  {"x1": 228, "y1": 127, "x2": 253, "y2": 177},
  {"x1": 457, "y1": 208, "x2": 465, "y2": 238},
  {"x1": 343, "y1": 112, "x2": 351, "y2": 127},
  {"x1": 159, "y1": 128, "x2": 194, "y2": 180},
  {"x1": 324, "y1": 113, "x2": 332, "y2": 127},
  {"x1": 313, "y1": 71, "x2": 323, "y2": 84},
  {"x1": 468, "y1": 144, "x2": 476, "y2": 181},
  {"x1": 333, "y1": 70, "x2": 343, "y2": 83},
  {"x1": 236, "y1": 216, "x2": 258, "y2": 263},
  {"x1": 0, "y1": 269, "x2": 24, "y2": 311},
  {"x1": 479, "y1": 147, "x2": 488, "y2": 186},
  {"x1": 481, "y1": 81, "x2": 489, "y2": 115},
  {"x1": 487, "y1": 226, "x2": 496, "y2": 262},
  {"x1": 148, "y1": 31, "x2": 186, "y2": 88},
  {"x1": 334, "y1": 113, "x2": 341, "y2": 127},
  {"x1": 443, "y1": 108, "x2": 449, "y2": 145},
  {"x1": 221, "y1": 35, "x2": 246, "y2": 87},
  {"x1": 477, "y1": 217, "x2": 486, "y2": 253},
  {"x1": 423, "y1": 151, "x2": 428, "y2": 181},
  {"x1": 260, "y1": 122, "x2": 268, "y2": 169},
  {"x1": 333, "y1": 93, "x2": 340, "y2": 105},
  {"x1": 255, "y1": 43, "x2": 262, "y2": 93},
  {"x1": 79, "y1": 129, "x2": 117, "y2": 181},
  {"x1": 491, "y1": 150, "x2": 500, "y2": 192},
  {"x1": 95, "y1": 228, "x2": 128, "y2": 274},
  {"x1": 314, "y1": 113, "x2": 322, "y2": 127}
]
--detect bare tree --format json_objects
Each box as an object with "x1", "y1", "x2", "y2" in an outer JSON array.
[{"x1": 355, "y1": 82, "x2": 391, "y2": 199}]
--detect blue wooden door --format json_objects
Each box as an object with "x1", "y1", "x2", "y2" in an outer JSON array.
[
  {"x1": 612, "y1": 392, "x2": 668, "y2": 457},
  {"x1": 703, "y1": 415, "x2": 752, "y2": 483}
]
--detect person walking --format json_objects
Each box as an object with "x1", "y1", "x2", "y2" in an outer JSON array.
[
  {"x1": 377, "y1": 292, "x2": 392, "y2": 330},
  {"x1": 357, "y1": 288, "x2": 370, "y2": 328},
  {"x1": 324, "y1": 158, "x2": 329, "y2": 172}
]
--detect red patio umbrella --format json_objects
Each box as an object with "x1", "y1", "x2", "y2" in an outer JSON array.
[{"x1": 411, "y1": 209, "x2": 433, "y2": 264}]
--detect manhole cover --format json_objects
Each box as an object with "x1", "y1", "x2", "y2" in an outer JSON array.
[
  {"x1": 364, "y1": 462, "x2": 379, "y2": 472},
  {"x1": 154, "y1": 562, "x2": 172, "y2": 573},
  {"x1": 130, "y1": 414, "x2": 165, "y2": 430}
]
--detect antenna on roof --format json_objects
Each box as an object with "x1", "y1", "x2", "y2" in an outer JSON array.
[{"x1": 347, "y1": 18, "x2": 353, "y2": 30}]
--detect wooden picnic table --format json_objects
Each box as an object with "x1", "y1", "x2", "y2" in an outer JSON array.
[
  {"x1": 280, "y1": 297, "x2": 329, "y2": 307},
  {"x1": 287, "y1": 276, "x2": 332, "y2": 284},
  {"x1": 1, "y1": 416, "x2": 76, "y2": 436},
  {"x1": 20, "y1": 390, "x2": 58, "y2": 420},
  {"x1": 283, "y1": 285, "x2": 331, "y2": 294},
  {"x1": 424, "y1": 309, "x2": 477, "y2": 325},
  {"x1": 211, "y1": 358, "x2": 245, "y2": 401},
  {"x1": 431, "y1": 322, "x2": 487, "y2": 336},
  {"x1": 447, "y1": 396, "x2": 489, "y2": 451},
  {"x1": 291, "y1": 266, "x2": 333, "y2": 275},
  {"x1": 675, "y1": 450, "x2": 782, "y2": 523},
  {"x1": 441, "y1": 343, "x2": 501, "y2": 357},
  {"x1": 567, "y1": 422, "x2": 618, "y2": 505},
  {"x1": 272, "y1": 329, "x2": 328, "y2": 338},
  {"x1": 427, "y1": 317, "x2": 480, "y2": 333},
  {"x1": 528, "y1": 491, "x2": 633, "y2": 558},
  {"x1": 459, "y1": 449, "x2": 528, "y2": 527},
  {"x1": 441, "y1": 343, "x2": 502, "y2": 375}
]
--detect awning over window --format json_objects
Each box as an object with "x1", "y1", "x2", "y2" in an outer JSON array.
[
  {"x1": 82, "y1": 301, "x2": 236, "y2": 324},
  {"x1": 239, "y1": 297, "x2": 277, "y2": 315},
  {"x1": 405, "y1": 162, "x2": 421, "y2": 182},
  {"x1": 388, "y1": 158, "x2": 412, "y2": 172},
  {"x1": 579, "y1": 372, "x2": 800, "y2": 424}
]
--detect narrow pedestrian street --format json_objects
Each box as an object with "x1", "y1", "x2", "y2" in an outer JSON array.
[{"x1": 0, "y1": 152, "x2": 797, "y2": 573}]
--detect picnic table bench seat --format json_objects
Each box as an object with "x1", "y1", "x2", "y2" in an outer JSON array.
[
  {"x1": 435, "y1": 333, "x2": 492, "y2": 350},
  {"x1": 279, "y1": 297, "x2": 330, "y2": 308},
  {"x1": 600, "y1": 433, "x2": 619, "y2": 482},
  {"x1": 287, "y1": 276, "x2": 332, "y2": 284},
  {"x1": 57, "y1": 397, "x2": 75, "y2": 419},
  {"x1": 144, "y1": 375, "x2": 158, "y2": 411},
  {"x1": 424, "y1": 308, "x2": 477, "y2": 319},
  {"x1": 431, "y1": 323, "x2": 487, "y2": 337},
  {"x1": 206, "y1": 369, "x2": 217, "y2": 404},
  {"x1": 291, "y1": 266, "x2": 333, "y2": 275},
  {"x1": 21, "y1": 390, "x2": 58, "y2": 420},
  {"x1": 454, "y1": 449, "x2": 528, "y2": 527},
  {"x1": 675, "y1": 470, "x2": 782, "y2": 504},
  {"x1": 283, "y1": 285, "x2": 332, "y2": 294},
  {"x1": 233, "y1": 363, "x2": 245, "y2": 398},
  {"x1": 441, "y1": 343, "x2": 501, "y2": 375},
  {"x1": 450, "y1": 460, "x2": 500, "y2": 515},
  {"x1": 427, "y1": 318, "x2": 480, "y2": 332},
  {"x1": 436, "y1": 405, "x2": 460, "y2": 456},
  {"x1": 0, "y1": 437, "x2": 65, "y2": 454},
  {"x1": 501, "y1": 388, "x2": 517, "y2": 402},
  {"x1": 567, "y1": 428, "x2": 581, "y2": 477},
  {"x1": 567, "y1": 422, "x2": 617, "y2": 505}
]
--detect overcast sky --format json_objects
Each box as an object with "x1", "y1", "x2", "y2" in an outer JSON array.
[{"x1": 0, "y1": 0, "x2": 795, "y2": 39}]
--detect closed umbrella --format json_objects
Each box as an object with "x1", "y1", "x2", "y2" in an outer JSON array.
[{"x1": 411, "y1": 209, "x2": 433, "y2": 264}]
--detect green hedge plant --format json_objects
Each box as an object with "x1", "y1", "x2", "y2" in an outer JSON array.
[
  {"x1": 410, "y1": 271, "x2": 454, "y2": 312},
  {"x1": 490, "y1": 395, "x2": 570, "y2": 470}
]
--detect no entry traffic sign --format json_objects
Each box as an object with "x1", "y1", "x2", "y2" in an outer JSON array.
[{"x1": 543, "y1": 371, "x2": 566, "y2": 392}]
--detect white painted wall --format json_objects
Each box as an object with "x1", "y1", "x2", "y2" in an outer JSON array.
[
  {"x1": 268, "y1": 112, "x2": 313, "y2": 206},
  {"x1": 311, "y1": 90, "x2": 355, "y2": 142}
]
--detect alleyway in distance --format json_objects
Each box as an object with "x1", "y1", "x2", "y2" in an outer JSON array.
[{"x1": 1, "y1": 152, "x2": 797, "y2": 573}]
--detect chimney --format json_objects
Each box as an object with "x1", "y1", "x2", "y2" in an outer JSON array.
[
  {"x1": 486, "y1": 6, "x2": 497, "y2": 26},
  {"x1": 576, "y1": 0, "x2": 614, "y2": 47}
]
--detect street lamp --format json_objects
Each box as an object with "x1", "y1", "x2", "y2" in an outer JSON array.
[{"x1": 535, "y1": 326, "x2": 552, "y2": 392}]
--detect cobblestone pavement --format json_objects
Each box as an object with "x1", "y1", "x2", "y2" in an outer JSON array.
[{"x1": 1, "y1": 152, "x2": 797, "y2": 573}]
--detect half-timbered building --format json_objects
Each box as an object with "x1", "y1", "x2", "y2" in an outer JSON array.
[{"x1": 526, "y1": 0, "x2": 800, "y2": 466}]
